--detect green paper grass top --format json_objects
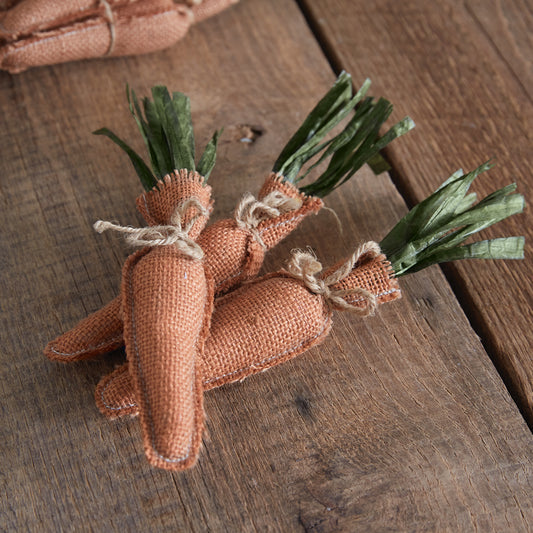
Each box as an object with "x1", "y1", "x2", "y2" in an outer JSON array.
[
  {"x1": 380, "y1": 162, "x2": 525, "y2": 276},
  {"x1": 93, "y1": 74, "x2": 413, "y2": 198},
  {"x1": 94, "y1": 85, "x2": 221, "y2": 190},
  {"x1": 273, "y1": 72, "x2": 415, "y2": 198}
]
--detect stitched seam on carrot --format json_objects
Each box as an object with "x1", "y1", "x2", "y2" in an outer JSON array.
[
  {"x1": 129, "y1": 269, "x2": 193, "y2": 464},
  {"x1": 49, "y1": 334, "x2": 123, "y2": 357},
  {"x1": 101, "y1": 372, "x2": 137, "y2": 410},
  {"x1": 344, "y1": 287, "x2": 400, "y2": 304}
]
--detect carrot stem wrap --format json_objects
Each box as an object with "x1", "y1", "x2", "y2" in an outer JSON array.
[
  {"x1": 286, "y1": 241, "x2": 381, "y2": 315},
  {"x1": 234, "y1": 188, "x2": 303, "y2": 249}
]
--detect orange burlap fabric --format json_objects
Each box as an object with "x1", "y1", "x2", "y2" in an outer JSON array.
[
  {"x1": 45, "y1": 298, "x2": 123, "y2": 362},
  {"x1": 0, "y1": 0, "x2": 238, "y2": 73},
  {"x1": 196, "y1": 173, "x2": 323, "y2": 293},
  {"x1": 44, "y1": 173, "x2": 322, "y2": 362},
  {"x1": 120, "y1": 170, "x2": 212, "y2": 471},
  {"x1": 96, "y1": 248, "x2": 401, "y2": 419}
]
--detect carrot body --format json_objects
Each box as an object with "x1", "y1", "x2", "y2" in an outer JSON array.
[
  {"x1": 0, "y1": 0, "x2": 238, "y2": 73},
  {"x1": 120, "y1": 170, "x2": 212, "y2": 470},
  {"x1": 123, "y1": 247, "x2": 212, "y2": 470}
]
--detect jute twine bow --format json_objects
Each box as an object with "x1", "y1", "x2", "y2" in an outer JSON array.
[
  {"x1": 286, "y1": 241, "x2": 381, "y2": 316},
  {"x1": 235, "y1": 191, "x2": 303, "y2": 249},
  {"x1": 99, "y1": 0, "x2": 200, "y2": 55},
  {"x1": 93, "y1": 197, "x2": 208, "y2": 260}
]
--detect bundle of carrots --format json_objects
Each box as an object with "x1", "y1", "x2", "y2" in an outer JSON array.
[
  {"x1": 44, "y1": 73, "x2": 525, "y2": 471},
  {"x1": 0, "y1": 0, "x2": 238, "y2": 73}
]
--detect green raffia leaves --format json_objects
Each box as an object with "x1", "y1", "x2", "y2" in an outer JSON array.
[
  {"x1": 92, "y1": 128, "x2": 156, "y2": 191},
  {"x1": 93, "y1": 85, "x2": 221, "y2": 190},
  {"x1": 380, "y1": 162, "x2": 525, "y2": 276},
  {"x1": 301, "y1": 103, "x2": 414, "y2": 197},
  {"x1": 400, "y1": 238, "x2": 525, "y2": 275},
  {"x1": 273, "y1": 71, "x2": 355, "y2": 179},
  {"x1": 272, "y1": 72, "x2": 415, "y2": 198},
  {"x1": 197, "y1": 128, "x2": 223, "y2": 180},
  {"x1": 366, "y1": 153, "x2": 391, "y2": 175}
]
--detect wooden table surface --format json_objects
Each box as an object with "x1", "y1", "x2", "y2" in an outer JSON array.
[{"x1": 1, "y1": 1, "x2": 532, "y2": 531}]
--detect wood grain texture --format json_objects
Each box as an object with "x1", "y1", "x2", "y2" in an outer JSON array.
[
  {"x1": 0, "y1": 0, "x2": 532, "y2": 531},
  {"x1": 301, "y1": 0, "x2": 533, "y2": 426},
  {"x1": 466, "y1": 0, "x2": 533, "y2": 97}
]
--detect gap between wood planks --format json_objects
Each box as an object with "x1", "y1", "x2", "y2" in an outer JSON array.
[{"x1": 294, "y1": 0, "x2": 533, "y2": 433}]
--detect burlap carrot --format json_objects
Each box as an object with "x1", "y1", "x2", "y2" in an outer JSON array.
[
  {"x1": 44, "y1": 73, "x2": 414, "y2": 363},
  {"x1": 46, "y1": 87, "x2": 221, "y2": 470},
  {"x1": 95, "y1": 163, "x2": 525, "y2": 423},
  {"x1": 0, "y1": 0, "x2": 238, "y2": 73},
  {"x1": 96, "y1": 242, "x2": 400, "y2": 418},
  {"x1": 107, "y1": 170, "x2": 212, "y2": 470}
]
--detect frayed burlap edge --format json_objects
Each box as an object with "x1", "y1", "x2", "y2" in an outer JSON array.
[{"x1": 136, "y1": 169, "x2": 213, "y2": 229}]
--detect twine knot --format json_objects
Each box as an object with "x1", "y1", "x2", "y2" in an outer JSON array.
[
  {"x1": 100, "y1": 0, "x2": 116, "y2": 56},
  {"x1": 94, "y1": 197, "x2": 208, "y2": 260},
  {"x1": 286, "y1": 241, "x2": 381, "y2": 316},
  {"x1": 173, "y1": 0, "x2": 200, "y2": 24},
  {"x1": 235, "y1": 191, "x2": 302, "y2": 249}
]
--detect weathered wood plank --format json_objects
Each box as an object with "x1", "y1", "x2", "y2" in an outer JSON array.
[
  {"x1": 465, "y1": 0, "x2": 533, "y2": 98},
  {"x1": 301, "y1": 0, "x2": 533, "y2": 425},
  {"x1": 0, "y1": 0, "x2": 532, "y2": 531}
]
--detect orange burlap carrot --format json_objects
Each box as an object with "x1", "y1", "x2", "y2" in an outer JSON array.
[
  {"x1": 99, "y1": 169, "x2": 213, "y2": 471},
  {"x1": 95, "y1": 242, "x2": 401, "y2": 419},
  {"x1": 0, "y1": 0, "x2": 238, "y2": 73},
  {"x1": 44, "y1": 172, "x2": 323, "y2": 362}
]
